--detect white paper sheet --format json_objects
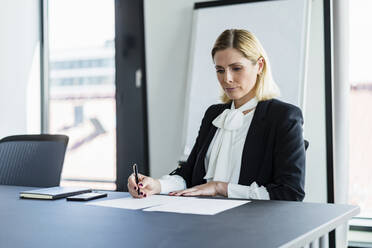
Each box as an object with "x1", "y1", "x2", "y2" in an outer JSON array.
[
  {"x1": 143, "y1": 198, "x2": 249, "y2": 215},
  {"x1": 88, "y1": 195, "x2": 250, "y2": 215},
  {"x1": 86, "y1": 195, "x2": 190, "y2": 210}
]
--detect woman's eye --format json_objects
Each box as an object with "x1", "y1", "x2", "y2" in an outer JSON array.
[
  {"x1": 232, "y1": 67, "x2": 242, "y2": 71},
  {"x1": 216, "y1": 69, "x2": 224, "y2": 74}
]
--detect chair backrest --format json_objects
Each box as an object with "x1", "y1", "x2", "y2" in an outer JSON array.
[
  {"x1": 304, "y1": 139, "x2": 309, "y2": 151},
  {"x1": 0, "y1": 135, "x2": 69, "y2": 187}
]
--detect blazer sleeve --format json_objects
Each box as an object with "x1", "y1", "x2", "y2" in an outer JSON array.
[
  {"x1": 265, "y1": 105, "x2": 306, "y2": 201},
  {"x1": 168, "y1": 105, "x2": 214, "y2": 187}
]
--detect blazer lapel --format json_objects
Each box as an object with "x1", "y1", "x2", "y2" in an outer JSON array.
[
  {"x1": 191, "y1": 104, "x2": 229, "y2": 186},
  {"x1": 196, "y1": 126, "x2": 217, "y2": 175},
  {"x1": 238, "y1": 100, "x2": 271, "y2": 185}
]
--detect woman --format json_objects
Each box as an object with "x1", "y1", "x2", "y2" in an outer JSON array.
[{"x1": 128, "y1": 29, "x2": 305, "y2": 201}]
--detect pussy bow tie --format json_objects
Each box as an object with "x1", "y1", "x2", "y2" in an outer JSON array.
[
  {"x1": 212, "y1": 98, "x2": 258, "y2": 130},
  {"x1": 212, "y1": 109, "x2": 244, "y2": 131}
]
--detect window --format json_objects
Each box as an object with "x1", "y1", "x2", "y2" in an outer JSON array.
[
  {"x1": 349, "y1": 0, "x2": 372, "y2": 218},
  {"x1": 47, "y1": 0, "x2": 116, "y2": 190}
]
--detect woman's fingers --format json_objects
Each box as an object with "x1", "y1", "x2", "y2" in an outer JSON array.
[
  {"x1": 169, "y1": 189, "x2": 184, "y2": 194},
  {"x1": 137, "y1": 177, "x2": 152, "y2": 196},
  {"x1": 128, "y1": 182, "x2": 141, "y2": 198},
  {"x1": 138, "y1": 188, "x2": 148, "y2": 197},
  {"x1": 181, "y1": 188, "x2": 199, "y2": 195},
  {"x1": 137, "y1": 173, "x2": 146, "y2": 181},
  {"x1": 138, "y1": 177, "x2": 151, "y2": 189},
  {"x1": 138, "y1": 177, "x2": 161, "y2": 195},
  {"x1": 171, "y1": 191, "x2": 184, "y2": 196},
  {"x1": 182, "y1": 190, "x2": 202, "y2": 196},
  {"x1": 128, "y1": 175, "x2": 141, "y2": 197},
  {"x1": 129, "y1": 173, "x2": 146, "y2": 187},
  {"x1": 129, "y1": 186, "x2": 147, "y2": 198},
  {"x1": 128, "y1": 174, "x2": 138, "y2": 188},
  {"x1": 171, "y1": 187, "x2": 198, "y2": 196},
  {"x1": 128, "y1": 174, "x2": 145, "y2": 198},
  {"x1": 183, "y1": 187, "x2": 199, "y2": 193}
]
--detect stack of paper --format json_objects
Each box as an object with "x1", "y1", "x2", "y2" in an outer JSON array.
[{"x1": 87, "y1": 195, "x2": 249, "y2": 215}]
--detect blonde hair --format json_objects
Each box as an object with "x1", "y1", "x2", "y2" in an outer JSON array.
[{"x1": 211, "y1": 29, "x2": 280, "y2": 103}]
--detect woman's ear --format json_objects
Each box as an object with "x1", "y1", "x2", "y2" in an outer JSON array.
[{"x1": 257, "y1": 57, "x2": 265, "y2": 75}]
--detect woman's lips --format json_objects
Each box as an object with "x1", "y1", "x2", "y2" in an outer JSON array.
[{"x1": 225, "y1": 87, "x2": 236, "y2": 92}]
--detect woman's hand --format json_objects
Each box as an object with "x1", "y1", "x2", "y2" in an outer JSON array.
[
  {"x1": 169, "y1": 181, "x2": 228, "y2": 197},
  {"x1": 127, "y1": 173, "x2": 161, "y2": 198}
]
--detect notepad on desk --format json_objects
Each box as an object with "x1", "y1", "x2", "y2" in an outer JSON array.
[{"x1": 20, "y1": 186, "x2": 92, "y2": 200}]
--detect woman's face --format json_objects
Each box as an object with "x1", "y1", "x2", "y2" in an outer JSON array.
[{"x1": 213, "y1": 48, "x2": 263, "y2": 106}]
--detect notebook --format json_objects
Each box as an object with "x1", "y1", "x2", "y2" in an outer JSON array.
[{"x1": 20, "y1": 186, "x2": 92, "y2": 200}]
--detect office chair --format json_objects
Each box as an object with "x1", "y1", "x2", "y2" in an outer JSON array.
[
  {"x1": 0, "y1": 134, "x2": 69, "y2": 187},
  {"x1": 304, "y1": 139, "x2": 309, "y2": 151}
]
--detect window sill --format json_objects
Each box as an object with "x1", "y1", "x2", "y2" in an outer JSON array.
[
  {"x1": 350, "y1": 217, "x2": 372, "y2": 232},
  {"x1": 348, "y1": 218, "x2": 372, "y2": 248}
]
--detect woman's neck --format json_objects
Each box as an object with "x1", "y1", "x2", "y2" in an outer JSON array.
[{"x1": 234, "y1": 92, "x2": 256, "y2": 109}]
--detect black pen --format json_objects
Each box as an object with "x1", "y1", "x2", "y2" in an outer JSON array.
[{"x1": 132, "y1": 164, "x2": 141, "y2": 195}]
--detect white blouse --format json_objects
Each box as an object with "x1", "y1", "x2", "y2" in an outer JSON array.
[{"x1": 159, "y1": 98, "x2": 270, "y2": 200}]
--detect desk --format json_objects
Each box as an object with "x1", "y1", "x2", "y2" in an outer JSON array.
[{"x1": 0, "y1": 185, "x2": 359, "y2": 248}]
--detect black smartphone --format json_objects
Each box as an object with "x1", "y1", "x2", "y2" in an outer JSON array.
[{"x1": 66, "y1": 192, "x2": 107, "y2": 201}]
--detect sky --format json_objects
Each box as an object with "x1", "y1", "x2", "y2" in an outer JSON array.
[{"x1": 49, "y1": 0, "x2": 114, "y2": 51}]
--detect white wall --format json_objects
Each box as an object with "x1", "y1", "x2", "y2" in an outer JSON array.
[
  {"x1": 0, "y1": 0, "x2": 41, "y2": 139},
  {"x1": 144, "y1": 0, "x2": 201, "y2": 178},
  {"x1": 145, "y1": 0, "x2": 328, "y2": 203}
]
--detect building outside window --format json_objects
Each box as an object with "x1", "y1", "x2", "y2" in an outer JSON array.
[
  {"x1": 349, "y1": 0, "x2": 372, "y2": 218},
  {"x1": 47, "y1": 0, "x2": 116, "y2": 190}
]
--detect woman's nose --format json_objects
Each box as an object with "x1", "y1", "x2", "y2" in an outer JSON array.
[{"x1": 224, "y1": 70, "x2": 233, "y2": 83}]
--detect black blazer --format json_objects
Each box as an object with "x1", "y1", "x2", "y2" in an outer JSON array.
[{"x1": 171, "y1": 99, "x2": 306, "y2": 201}]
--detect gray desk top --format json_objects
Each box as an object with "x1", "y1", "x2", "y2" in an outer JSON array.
[{"x1": 0, "y1": 185, "x2": 359, "y2": 248}]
